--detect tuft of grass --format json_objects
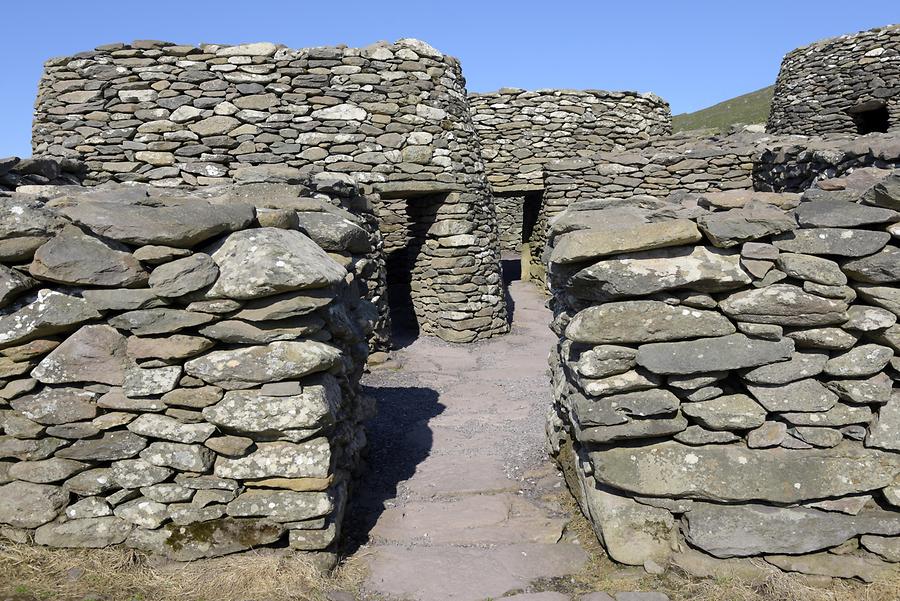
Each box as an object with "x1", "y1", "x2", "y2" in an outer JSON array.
[
  {"x1": 0, "y1": 540, "x2": 369, "y2": 601},
  {"x1": 672, "y1": 85, "x2": 775, "y2": 133}
]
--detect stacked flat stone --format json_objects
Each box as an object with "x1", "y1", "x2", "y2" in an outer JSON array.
[
  {"x1": 532, "y1": 129, "x2": 900, "y2": 281},
  {"x1": 545, "y1": 169, "x2": 900, "y2": 580},
  {"x1": 0, "y1": 181, "x2": 376, "y2": 559},
  {"x1": 0, "y1": 157, "x2": 85, "y2": 191},
  {"x1": 768, "y1": 24, "x2": 900, "y2": 135},
  {"x1": 469, "y1": 89, "x2": 671, "y2": 253},
  {"x1": 31, "y1": 38, "x2": 508, "y2": 343}
]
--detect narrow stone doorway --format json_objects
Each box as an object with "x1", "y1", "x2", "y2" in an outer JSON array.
[
  {"x1": 495, "y1": 189, "x2": 543, "y2": 283},
  {"x1": 848, "y1": 100, "x2": 890, "y2": 134}
]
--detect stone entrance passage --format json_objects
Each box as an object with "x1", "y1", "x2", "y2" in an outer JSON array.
[{"x1": 355, "y1": 280, "x2": 588, "y2": 600}]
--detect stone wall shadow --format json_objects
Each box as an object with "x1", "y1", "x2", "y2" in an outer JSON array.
[
  {"x1": 501, "y1": 256, "x2": 520, "y2": 324},
  {"x1": 341, "y1": 384, "x2": 443, "y2": 553}
]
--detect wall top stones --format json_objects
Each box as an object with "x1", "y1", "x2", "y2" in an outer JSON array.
[
  {"x1": 469, "y1": 88, "x2": 671, "y2": 193},
  {"x1": 767, "y1": 23, "x2": 900, "y2": 136}
]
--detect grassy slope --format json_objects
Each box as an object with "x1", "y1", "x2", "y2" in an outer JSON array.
[{"x1": 672, "y1": 85, "x2": 775, "y2": 132}]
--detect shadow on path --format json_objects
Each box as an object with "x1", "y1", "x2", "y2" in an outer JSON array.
[{"x1": 342, "y1": 384, "x2": 443, "y2": 554}]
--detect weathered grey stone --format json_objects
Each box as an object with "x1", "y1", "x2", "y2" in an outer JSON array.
[
  {"x1": 205, "y1": 435, "x2": 254, "y2": 457},
  {"x1": 696, "y1": 204, "x2": 796, "y2": 248},
  {"x1": 10, "y1": 387, "x2": 97, "y2": 425},
  {"x1": 35, "y1": 516, "x2": 132, "y2": 548},
  {"x1": 60, "y1": 201, "x2": 255, "y2": 247},
  {"x1": 777, "y1": 253, "x2": 846, "y2": 286},
  {"x1": 109, "y1": 308, "x2": 215, "y2": 335},
  {"x1": 295, "y1": 212, "x2": 370, "y2": 253},
  {"x1": 126, "y1": 517, "x2": 284, "y2": 561},
  {"x1": 123, "y1": 365, "x2": 182, "y2": 396},
  {"x1": 781, "y1": 404, "x2": 873, "y2": 427},
  {"x1": 0, "y1": 290, "x2": 101, "y2": 348},
  {"x1": 576, "y1": 413, "x2": 688, "y2": 443},
  {"x1": 551, "y1": 220, "x2": 701, "y2": 263},
  {"x1": 63, "y1": 468, "x2": 115, "y2": 496},
  {"x1": 787, "y1": 327, "x2": 858, "y2": 350},
  {"x1": 140, "y1": 483, "x2": 194, "y2": 503},
  {"x1": 857, "y1": 285, "x2": 900, "y2": 317},
  {"x1": 148, "y1": 253, "x2": 219, "y2": 297},
  {"x1": 126, "y1": 335, "x2": 214, "y2": 361},
  {"x1": 579, "y1": 369, "x2": 661, "y2": 397},
  {"x1": 591, "y1": 441, "x2": 900, "y2": 503},
  {"x1": 684, "y1": 503, "x2": 900, "y2": 558},
  {"x1": 226, "y1": 490, "x2": 332, "y2": 522},
  {"x1": 574, "y1": 345, "x2": 637, "y2": 378},
  {"x1": 29, "y1": 226, "x2": 147, "y2": 287},
  {"x1": 0, "y1": 265, "x2": 34, "y2": 309},
  {"x1": 82, "y1": 288, "x2": 166, "y2": 311},
  {"x1": 746, "y1": 378, "x2": 838, "y2": 412},
  {"x1": 198, "y1": 316, "x2": 324, "y2": 344},
  {"x1": 110, "y1": 458, "x2": 173, "y2": 488},
  {"x1": 204, "y1": 228, "x2": 345, "y2": 300},
  {"x1": 824, "y1": 344, "x2": 893, "y2": 377},
  {"x1": 133, "y1": 245, "x2": 192, "y2": 264},
  {"x1": 790, "y1": 426, "x2": 843, "y2": 448},
  {"x1": 682, "y1": 394, "x2": 767, "y2": 430},
  {"x1": 203, "y1": 374, "x2": 338, "y2": 434},
  {"x1": 674, "y1": 425, "x2": 740, "y2": 445},
  {"x1": 184, "y1": 341, "x2": 340, "y2": 389},
  {"x1": 735, "y1": 322, "x2": 783, "y2": 340},
  {"x1": 7, "y1": 458, "x2": 86, "y2": 483},
  {"x1": 0, "y1": 481, "x2": 67, "y2": 528},
  {"x1": 827, "y1": 372, "x2": 893, "y2": 405},
  {"x1": 635, "y1": 334, "x2": 794, "y2": 375},
  {"x1": 114, "y1": 497, "x2": 168, "y2": 529},
  {"x1": 747, "y1": 421, "x2": 788, "y2": 448},
  {"x1": 232, "y1": 290, "x2": 333, "y2": 321},
  {"x1": 741, "y1": 351, "x2": 828, "y2": 385},
  {"x1": 565, "y1": 301, "x2": 735, "y2": 345},
  {"x1": 127, "y1": 414, "x2": 215, "y2": 444},
  {"x1": 0, "y1": 436, "x2": 66, "y2": 461},
  {"x1": 844, "y1": 305, "x2": 897, "y2": 331},
  {"x1": 572, "y1": 389, "x2": 680, "y2": 426},
  {"x1": 214, "y1": 439, "x2": 330, "y2": 479},
  {"x1": 57, "y1": 431, "x2": 147, "y2": 461},
  {"x1": 31, "y1": 325, "x2": 128, "y2": 386},
  {"x1": 861, "y1": 535, "x2": 900, "y2": 562},
  {"x1": 140, "y1": 442, "x2": 214, "y2": 472},
  {"x1": 866, "y1": 391, "x2": 900, "y2": 452},
  {"x1": 96, "y1": 389, "x2": 166, "y2": 412},
  {"x1": 576, "y1": 474, "x2": 676, "y2": 566},
  {"x1": 66, "y1": 497, "x2": 113, "y2": 519},
  {"x1": 719, "y1": 284, "x2": 848, "y2": 326},
  {"x1": 667, "y1": 372, "x2": 728, "y2": 390},
  {"x1": 794, "y1": 200, "x2": 899, "y2": 228},
  {"x1": 842, "y1": 246, "x2": 900, "y2": 284},
  {"x1": 772, "y1": 228, "x2": 890, "y2": 257},
  {"x1": 570, "y1": 246, "x2": 750, "y2": 300}
]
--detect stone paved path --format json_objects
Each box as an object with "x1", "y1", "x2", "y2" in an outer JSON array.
[{"x1": 352, "y1": 279, "x2": 590, "y2": 601}]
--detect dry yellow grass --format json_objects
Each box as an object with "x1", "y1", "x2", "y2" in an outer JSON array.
[{"x1": 0, "y1": 540, "x2": 369, "y2": 601}]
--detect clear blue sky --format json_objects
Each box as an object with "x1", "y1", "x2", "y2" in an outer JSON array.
[{"x1": 1, "y1": 1, "x2": 897, "y2": 157}]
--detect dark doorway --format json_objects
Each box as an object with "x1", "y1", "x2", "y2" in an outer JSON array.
[
  {"x1": 849, "y1": 101, "x2": 890, "y2": 134},
  {"x1": 375, "y1": 193, "x2": 443, "y2": 347}
]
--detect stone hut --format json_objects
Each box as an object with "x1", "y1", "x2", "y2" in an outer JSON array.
[
  {"x1": 768, "y1": 24, "x2": 900, "y2": 136},
  {"x1": 468, "y1": 89, "x2": 671, "y2": 264},
  {"x1": 31, "y1": 39, "x2": 508, "y2": 343}
]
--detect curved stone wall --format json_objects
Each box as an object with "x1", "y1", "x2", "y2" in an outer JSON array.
[
  {"x1": 31, "y1": 38, "x2": 508, "y2": 343},
  {"x1": 768, "y1": 24, "x2": 900, "y2": 136},
  {"x1": 0, "y1": 181, "x2": 376, "y2": 557},
  {"x1": 544, "y1": 170, "x2": 900, "y2": 576}
]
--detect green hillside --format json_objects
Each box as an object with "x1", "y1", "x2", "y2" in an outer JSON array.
[{"x1": 672, "y1": 85, "x2": 775, "y2": 133}]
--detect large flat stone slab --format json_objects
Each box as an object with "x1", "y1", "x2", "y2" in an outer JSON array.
[
  {"x1": 591, "y1": 441, "x2": 900, "y2": 503},
  {"x1": 635, "y1": 333, "x2": 794, "y2": 375},
  {"x1": 365, "y1": 543, "x2": 587, "y2": 601},
  {"x1": 551, "y1": 220, "x2": 701, "y2": 264},
  {"x1": 719, "y1": 284, "x2": 849, "y2": 326},
  {"x1": 565, "y1": 301, "x2": 735, "y2": 344}
]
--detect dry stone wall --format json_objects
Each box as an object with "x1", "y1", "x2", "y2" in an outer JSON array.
[
  {"x1": 469, "y1": 89, "x2": 670, "y2": 253},
  {"x1": 768, "y1": 24, "x2": 900, "y2": 136},
  {"x1": 0, "y1": 180, "x2": 377, "y2": 559},
  {"x1": 0, "y1": 157, "x2": 84, "y2": 191},
  {"x1": 545, "y1": 169, "x2": 900, "y2": 578},
  {"x1": 31, "y1": 38, "x2": 508, "y2": 343}
]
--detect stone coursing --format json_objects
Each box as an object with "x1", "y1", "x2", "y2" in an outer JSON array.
[
  {"x1": 545, "y1": 168, "x2": 900, "y2": 579},
  {"x1": 0, "y1": 180, "x2": 377, "y2": 559},
  {"x1": 530, "y1": 130, "x2": 900, "y2": 280},
  {"x1": 768, "y1": 24, "x2": 900, "y2": 136},
  {"x1": 31, "y1": 38, "x2": 508, "y2": 343},
  {"x1": 468, "y1": 89, "x2": 671, "y2": 254}
]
